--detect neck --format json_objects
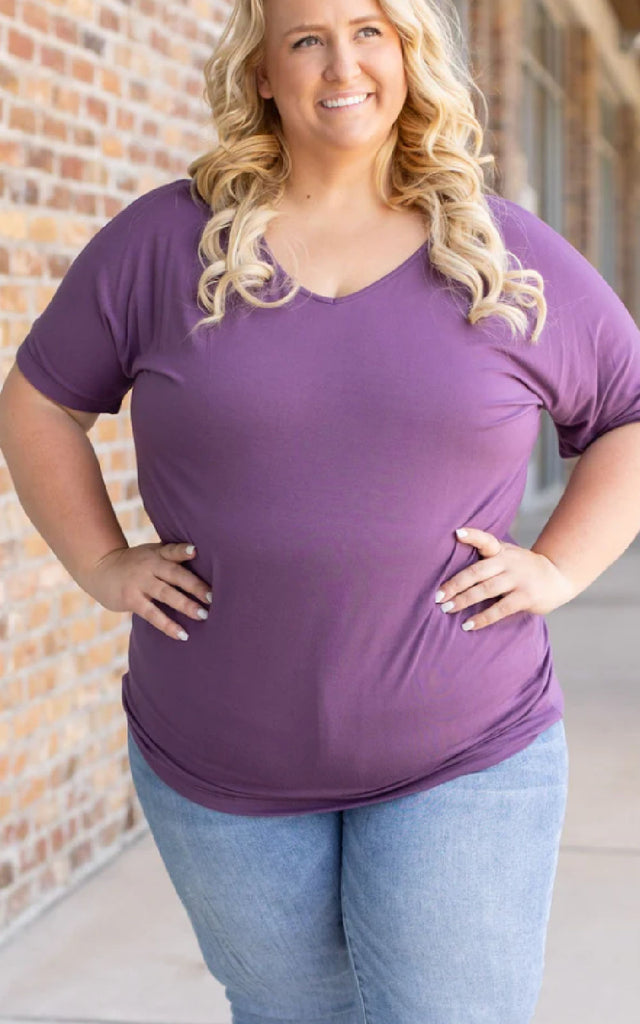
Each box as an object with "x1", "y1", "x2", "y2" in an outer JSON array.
[{"x1": 278, "y1": 145, "x2": 391, "y2": 219}]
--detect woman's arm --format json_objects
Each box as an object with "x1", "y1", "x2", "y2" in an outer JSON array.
[
  {"x1": 434, "y1": 420, "x2": 640, "y2": 632},
  {"x1": 0, "y1": 363, "x2": 129, "y2": 588},
  {"x1": 530, "y1": 420, "x2": 640, "y2": 595}
]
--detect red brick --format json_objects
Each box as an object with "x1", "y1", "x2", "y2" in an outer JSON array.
[
  {"x1": 8, "y1": 28, "x2": 35, "y2": 60},
  {"x1": 42, "y1": 114, "x2": 68, "y2": 143},
  {"x1": 8, "y1": 104, "x2": 37, "y2": 133},
  {"x1": 99, "y1": 6, "x2": 120, "y2": 32},
  {"x1": 40, "y1": 45, "x2": 66, "y2": 74},
  {"x1": 24, "y1": 144, "x2": 54, "y2": 173},
  {"x1": 53, "y1": 15, "x2": 78, "y2": 46},
  {"x1": 0, "y1": 63, "x2": 19, "y2": 93},
  {"x1": 7, "y1": 881, "x2": 33, "y2": 922},
  {"x1": 23, "y1": 2, "x2": 49, "y2": 34},
  {"x1": 70, "y1": 57, "x2": 94, "y2": 84},
  {"x1": 85, "y1": 95, "x2": 108, "y2": 123}
]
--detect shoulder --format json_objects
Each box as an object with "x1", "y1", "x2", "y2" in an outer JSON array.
[
  {"x1": 484, "y1": 194, "x2": 640, "y2": 353},
  {"x1": 485, "y1": 193, "x2": 575, "y2": 266},
  {"x1": 98, "y1": 178, "x2": 208, "y2": 242},
  {"x1": 485, "y1": 192, "x2": 620, "y2": 309},
  {"x1": 69, "y1": 179, "x2": 210, "y2": 289}
]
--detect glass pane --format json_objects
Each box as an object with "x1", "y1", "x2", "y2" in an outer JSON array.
[
  {"x1": 451, "y1": 0, "x2": 469, "y2": 38},
  {"x1": 542, "y1": 5, "x2": 554, "y2": 74},
  {"x1": 542, "y1": 411, "x2": 563, "y2": 488},
  {"x1": 524, "y1": 1, "x2": 563, "y2": 86},
  {"x1": 636, "y1": 207, "x2": 640, "y2": 322},
  {"x1": 599, "y1": 92, "x2": 618, "y2": 147},
  {"x1": 544, "y1": 95, "x2": 564, "y2": 232},
  {"x1": 529, "y1": 1, "x2": 544, "y2": 65},
  {"x1": 520, "y1": 8, "x2": 567, "y2": 500},
  {"x1": 535, "y1": 79, "x2": 546, "y2": 208},
  {"x1": 598, "y1": 151, "x2": 618, "y2": 288},
  {"x1": 521, "y1": 60, "x2": 565, "y2": 232},
  {"x1": 450, "y1": 0, "x2": 469, "y2": 64},
  {"x1": 553, "y1": 24, "x2": 565, "y2": 86}
]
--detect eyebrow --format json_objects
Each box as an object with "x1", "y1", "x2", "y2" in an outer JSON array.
[{"x1": 283, "y1": 15, "x2": 385, "y2": 37}]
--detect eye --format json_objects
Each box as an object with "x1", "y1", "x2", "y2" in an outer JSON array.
[{"x1": 291, "y1": 26, "x2": 382, "y2": 49}]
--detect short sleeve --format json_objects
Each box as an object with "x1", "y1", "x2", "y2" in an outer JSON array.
[
  {"x1": 15, "y1": 196, "x2": 149, "y2": 415},
  {"x1": 493, "y1": 199, "x2": 640, "y2": 459}
]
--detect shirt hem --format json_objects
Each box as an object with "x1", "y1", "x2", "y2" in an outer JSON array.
[
  {"x1": 125, "y1": 701, "x2": 565, "y2": 818},
  {"x1": 16, "y1": 341, "x2": 124, "y2": 415}
]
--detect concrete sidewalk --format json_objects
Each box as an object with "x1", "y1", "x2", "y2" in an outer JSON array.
[{"x1": 0, "y1": 531, "x2": 638, "y2": 1023}]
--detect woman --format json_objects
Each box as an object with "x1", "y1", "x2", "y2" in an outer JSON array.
[{"x1": 2, "y1": 0, "x2": 640, "y2": 1021}]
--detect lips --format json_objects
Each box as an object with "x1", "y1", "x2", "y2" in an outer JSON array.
[{"x1": 319, "y1": 93, "x2": 373, "y2": 108}]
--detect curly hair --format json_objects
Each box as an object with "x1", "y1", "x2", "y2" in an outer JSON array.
[{"x1": 186, "y1": 0, "x2": 547, "y2": 343}]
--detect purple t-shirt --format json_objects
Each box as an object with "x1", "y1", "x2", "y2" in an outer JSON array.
[{"x1": 16, "y1": 178, "x2": 640, "y2": 815}]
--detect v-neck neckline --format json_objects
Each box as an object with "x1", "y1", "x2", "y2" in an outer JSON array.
[
  {"x1": 259, "y1": 235, "x2": 431, "y2": 306},
  {"x1": 188, "y1": 180, "x2": 431, "y2": 306}
]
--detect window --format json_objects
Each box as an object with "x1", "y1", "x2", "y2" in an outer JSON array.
[
  {"x1": 451, "y1": 0, "x2": 469, "y2": 42},
  {"x1": 520, "y1": 0, "x2": 565, "y2": 231},
  {"x1": 520, "y1": 1, "x2": 567, "y2": 504},
  {"x1": 635, "y1": 204, "x2": 640, "y2": 322},
  {"x1": 451, "y1": 0, "x2": 470, "y2": 64},
  {"x1": 597, "y1": 84, "x2": 621, "y2": 290}
]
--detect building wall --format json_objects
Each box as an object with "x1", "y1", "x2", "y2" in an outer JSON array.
[
  {"x1": 0, "y1": 0, "x2": 639, "y2": 943},
  {"x1": 0, "y1": 0, "x2": 227, "y2": 947},
  {"x1": 464, "y1": 0, "x2": 640, "y2": 509}
]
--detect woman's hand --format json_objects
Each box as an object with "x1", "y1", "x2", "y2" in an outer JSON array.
[
  {"x1": 78, "y1": 541, "x2": 212, "y2": 641},
  {"x1": 435, "y1": 527, "x2": 577, "y2": 631}
]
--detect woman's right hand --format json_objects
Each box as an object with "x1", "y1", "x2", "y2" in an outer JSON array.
[{"x1": 78, "y1": 541, "x2": 212, "y2": 641}]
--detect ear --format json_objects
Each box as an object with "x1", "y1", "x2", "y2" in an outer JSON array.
[{"x1": 255, "y1": 64, "x2": 273, "y2": 101}]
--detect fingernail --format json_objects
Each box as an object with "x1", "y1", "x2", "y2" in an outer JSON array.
[
  {"x1": 205, "y1": 591, "x2": 213, "y2": 603},
  {"x1": 461, "y1": 620, "x2": 475, "y2": 631},
  {"x1": 177, "y1": 629, "x2": 189, "y2": 641},
  {"x1": 456, "y1": 528, "x2": 468, "y2": 538},
  {"x1": 441, "y1": 601, "x2": 455, "y2": 613},
  {"x1": 196, "y1": 608, "x2": 209, "y2": 620},
  {"x1": 185, "y1": 544, "x2": 196, "y2": 555},
  {"x1": 435, "y1": 590, "x2": 445, "y2": 603}
]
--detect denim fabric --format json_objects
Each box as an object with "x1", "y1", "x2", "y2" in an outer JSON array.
[{"x1": 127, "y1": 718, "x2": 568, "y2": 1024}]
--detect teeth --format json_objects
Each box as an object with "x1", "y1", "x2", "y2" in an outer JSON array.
[{"x1": 321, "y1": 93, "x2": 369, "y2": 108}]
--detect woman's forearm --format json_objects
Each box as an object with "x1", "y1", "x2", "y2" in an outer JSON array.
[
  {"x1": 530, "y1": 421, "x2": 640, "y2": 595},
  {"x1": 0, "y1": 395, "x2": 128, "y2": 590}
]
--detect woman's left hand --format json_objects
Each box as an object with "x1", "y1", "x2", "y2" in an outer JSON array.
[{"x1": 436, "y1": 527, "x2": 578, "y2": 631}]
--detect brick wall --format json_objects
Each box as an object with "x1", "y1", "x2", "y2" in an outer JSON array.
[{"x1": 0, "y1": 0, "x2": 229, "y2": 946}]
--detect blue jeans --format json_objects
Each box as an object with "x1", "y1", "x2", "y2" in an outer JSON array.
[{"x1": 127, "y1": 718, "x2": 569, "y2": 1024}]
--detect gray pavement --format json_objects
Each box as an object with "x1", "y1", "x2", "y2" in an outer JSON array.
[{"x1": 0, "y1": 521, "x2": 638, "y2": 1023}]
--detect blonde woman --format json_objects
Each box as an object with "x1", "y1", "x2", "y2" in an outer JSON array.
[{"x1": 2, "y1": 0, "x2": 640, "y2": 1021}]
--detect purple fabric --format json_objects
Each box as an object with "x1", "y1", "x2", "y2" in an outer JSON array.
[{"x1": 16, "y1": 178, "x2": 640, "y2": 815}]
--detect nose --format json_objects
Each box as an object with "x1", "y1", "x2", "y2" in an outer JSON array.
[{"x1": 321, "y1": 41, "x2": 363, "y2": 83}]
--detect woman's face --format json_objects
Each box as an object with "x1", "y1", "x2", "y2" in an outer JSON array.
[{"x1": 256, "y1": 0, "x2": 408, "y2": 154}]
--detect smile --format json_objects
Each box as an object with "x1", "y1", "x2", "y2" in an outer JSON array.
[{"x1": 319, "y1": 93, "x2": 373, "y2": 111}]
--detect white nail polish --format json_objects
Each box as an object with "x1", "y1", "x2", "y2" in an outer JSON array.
[
  {"x1": 461, "y1": 620, "x2": 475, "y2": 631},
  {"x1": 441, "y1": 601, "x2": 455, "y2": 613},
  {"x1": 435, "y1": 590, "x2": 445, "y2": 603},
  {"x1": 197, "y1": 608, "x2": 209, "y2": 620},
  {"x1": 177, "y1": 629, "x2": 189, "y2": 641}
]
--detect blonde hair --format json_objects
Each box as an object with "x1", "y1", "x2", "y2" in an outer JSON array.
[{"x1": 186, "y1": 0, "x2": 547, "y2": 343}]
